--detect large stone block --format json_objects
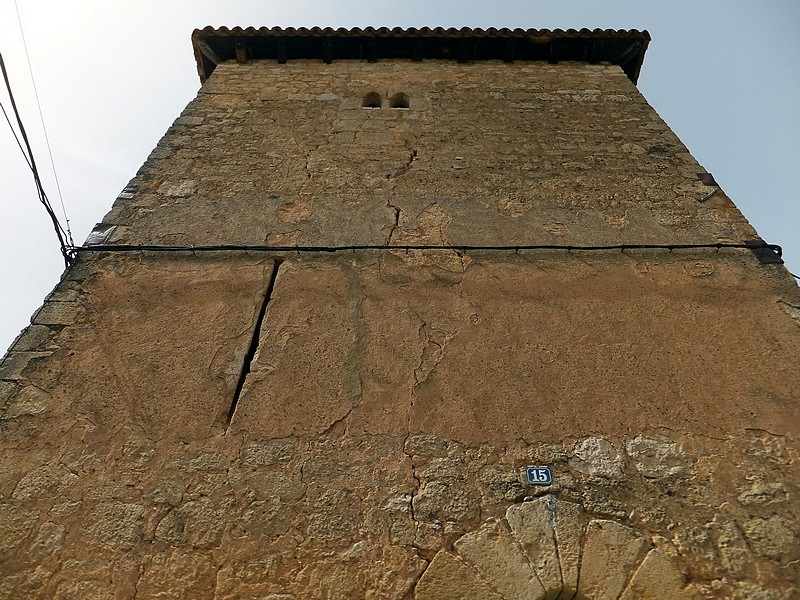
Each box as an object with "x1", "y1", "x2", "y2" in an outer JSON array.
[
  {"x1": 569, "y1": 437, "x2": 624, "y2": 480},
  {"x1": 506, "y1": 498, "x2": 563, "y2": 599},
  {"x1": 0, "y1": 504, "x2": 38, "y2": 559},
  {"x1": 241, "y1": 437, "x2": 300, "y2": 465},
  {"x1": 454, "y1": 517, "x2": 546, "y2": 600},
  {"x1": 11, "y1": 464, "x2": 78, "y2": 500},
  {"x1": 551, "y1": 499, "x2": 586, "y2": 600},
  {"x1": 82, "y1": 502, "x2": 145, "y2": 551},
  {"x1": 415, "y1": 551, "x2": 503, "y2": 600},
  {"x1": 412, "y1": 480, "x2": 480, "y2": 524},
  {"x1": 626, "y1": 435, "x2": 689, "y2": 478},
  {"x1": 619, "y1": 548, "x2": 700, "y2": 600},
  {"x1": 155, "y1": 496, "x2": 235, "y2": 548},
  {"x1": 31, "y1": 301, "x2": 82, "y2": 326},
  {"x1": 578, "y1": 519, "x2": 647, "y2": 600}
]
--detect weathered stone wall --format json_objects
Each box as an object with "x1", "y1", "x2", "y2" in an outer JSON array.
[
  {"x1": 1, "y1": 57, "x2": 799, "y2": 599},
  {"x1": 101, "y1": 59, "x2": 756, "y2": 248}
]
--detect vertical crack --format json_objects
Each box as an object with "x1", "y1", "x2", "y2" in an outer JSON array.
[
  {"x1": 543, "y1": 495, "x2": 568, "y2": 600},
  {"x1": 385, "y1": 203, "x2": 401, "y2": 245},
  {"x1": 403, "y1": 388, "x2": 422, "y2": 554},
  {"x1": 403, "y1": 437, "x2": 421, "y2": 526},
  {"x1": 225, "y1": 259, "x2": 283, "y2": 429},
  {"x1": 386, "y1": 148, "x2": 418, "y2": 180},
  {"x1": 131, "y1": 556, "x2": 146, "y2": 599},
  {"x1": 401, "y1": 555, "x2": 430, "y2": 600},
  {"x1": 413, "y1": 323, "x2": 452, "y2": 386}
]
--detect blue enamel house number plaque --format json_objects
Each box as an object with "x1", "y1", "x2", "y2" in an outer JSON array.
[{"x1": 526, "y1": 466, "x2": 553, "y2": 485}]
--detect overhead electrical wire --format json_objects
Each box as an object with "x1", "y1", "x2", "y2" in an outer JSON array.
[
  {"x1": 1, "y1": 18, "x2": 793, "y2": 277},
  {"x1": 12, "y1": 0, "x2": 73, "y2": 246},
  {"x1": 69, "y1": 241, "x2": 784, "y2": 256},
  {"x1": 0, "y1": 100, "x2": 31, "y2": 169},
  {"x1": 0, "y1": 51, "x2": 71, "y2": 266},
  {"x1": 67, "y1": 241, "x2": 796, "y2": 277}
]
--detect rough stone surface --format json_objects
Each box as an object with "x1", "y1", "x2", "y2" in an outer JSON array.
[
  {"x1": 3, "y1": 385, "x2": 50, "y2": 418},
  {"x1": 579, "y1": 519, "x2": 648, "y2": 600},
  {"x1": 11, "y1": 464, "x2": 78, "y2": 500},
  {"x1": 569, "y1": 437, "x2": 625, "y2": 480},
  {"x1": 404, "y1": 433, "x2": 449, "y2": 458},
  {"x1": 454, "y1": 518, "x2": 546, "y2": 600},
  {"x1": 619, "y1": 548, "x2": 700, "y2": 600},
  {"x1": 0, "y1": 46, "x2": 798, "y2": 600},
  {"x1": 626, "y1": 434, "x2": 689, "y2": 478},
  {"x1": 98, "y1": 60, "x2": 758, "y2": 249},
  {"x1": 241, "y1": 437, "x2": 299, "y2": 465},
  {"x1": 412, "y1": 480, "x2": 480, "y2": 524},
  {"x1": 733, "y1": 582, "x2": 788, "y2": 600},
  {"x1": 415, "y1": 551, "x2": 503, "y2": 600},
  {"x1": 551, "y1": 498, "x2": 586, "y2": 600},
  {"x1": 741, "y1": 516, "x2": 800, "y2": 562},
  {"x1": 0, "y1": 504, "x2": 38, "y2": 559},
  {"x1": 30, "y1": 301, "x2": 81, "y2": 326},
  {"x1": 147, "y1": 478, "x2": 185, "y2": 506},
  {"x1": 710, "y1": 514, "x2": 754, "y2": 578},
  {"x1": 155, "y1": 496, "x2": 235, "y2": 548},
  {"x1": 134, "y1": 550, "x2": 218, "y2": 600},
  {"x1": 82, "y1": 502, "x2": 144, "y2": 550},
  {"x1": 506, "y1": 498, "x2": 563, "y2": 598},
  {"x1": 778, "y1": 301, "x2": 800, "y2": 327},
  {"x1": 0, "y1": 350, "x2": 51, "y2": 380},
  {"x1": 29, "y1": 522, "x2": 66, "y2": 558}
]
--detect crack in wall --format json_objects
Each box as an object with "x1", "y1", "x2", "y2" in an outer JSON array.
[
  {"x1": 404, "y1": 446, "x2": 421, "y2": 528},
  {"x1": 506, "y1": 514, "x2": 551, "y2": 597},
  {"x1": 400, "y1": 553, "x2": 430, "y2": 600},
  {"x1": 460, "y1": 550, "x2": 513, "y2": 600},
  {"x1": 567, "y1": 518, "x2": 586, "y2": 600},
  {"x1": 542, "y1": 495, "x2": 569, "y2": 600},
  {"x1": 132, "y1": 557, "x2": 146, "y2": 599},
  {"x1": 743, "y1": 427, "x2": 788, "y2": 439},
  {"x1": 405, "y1": 450, "x2": 426, "y2": 561},
  {"x1": 732, "y1": 517, "x2": 756, "y2": 558},
  {"x1": 401, "y1": 394, "x2": 423, "y2": 559},
  {"x1": 207, "y1": 276, "x2": 276, "y2": 392},
  {"x1": 385, "y1": 203, "x2": 402, "y2": 245},
  {"x1": 224, "y1": 259, "x2": 283, "y2": 429},
  {"x1": 212, "y1": 563, "x2": 226, "y2": 600},
  {"x1": 386, "y1": 148, "x2": 418, "y2": 180},
  {"x1": 413, "y1": 323, "x2": 453, "y2": 386},
  {"x1": 319, "y1": 412, "x2": 351, "y2": 439}
]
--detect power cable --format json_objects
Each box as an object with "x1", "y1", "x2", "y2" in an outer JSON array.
[
  {"x1": 68, "y1": 241, "x2": 783, "y2": 257},
  {"x1": 0, "y1": 51, "x2": 71, "y2": 265},
  {"x1": 12, "y1": 0, "x2": 73, "y2": 246},
  {"x1": 0, "y1": 99, "x2": 32, "y2": 169}
]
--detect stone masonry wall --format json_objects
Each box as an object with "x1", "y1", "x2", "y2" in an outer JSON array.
[
  {"x1": 1, "y1": 57, "x2": 799, "y2": 599},
  {"x1": 101, "y1": 60, "x2": 756, "y2": 248}
]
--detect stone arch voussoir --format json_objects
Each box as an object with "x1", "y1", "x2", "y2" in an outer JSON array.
[{"x1": 414, "y1": 495, "x2": 700, "y2": 600}]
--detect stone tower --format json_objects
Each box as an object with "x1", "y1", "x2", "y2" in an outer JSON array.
[{"x1": 1, "y1": 27, "x2": 799, "y2": 599}]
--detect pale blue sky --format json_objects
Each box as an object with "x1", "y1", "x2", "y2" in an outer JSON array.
[{"x1": 1, "y1": 0, "x2": 798, "y2": 353}]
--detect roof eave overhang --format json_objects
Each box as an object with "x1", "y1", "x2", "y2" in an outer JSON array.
[{"x1": 191, "y1": 26, "x2": 651, "y2": 85}]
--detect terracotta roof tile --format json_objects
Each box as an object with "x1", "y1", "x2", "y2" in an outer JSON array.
[{"x1": 192, "y1": 26, "x2": 650, "y2": 84}]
